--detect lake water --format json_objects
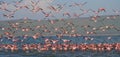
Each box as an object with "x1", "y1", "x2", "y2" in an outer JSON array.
[{"x1": 0, "y1": 35, "x2": 120, "y2": 57}]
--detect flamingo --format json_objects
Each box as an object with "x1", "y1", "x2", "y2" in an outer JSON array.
[{"x1": 98, "y1": 8, "x2": 106, "y2": 12}]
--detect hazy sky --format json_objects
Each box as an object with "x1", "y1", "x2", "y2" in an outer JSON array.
[{"x1": 0, "y1": 0, "x2": 120, "y2": 20}]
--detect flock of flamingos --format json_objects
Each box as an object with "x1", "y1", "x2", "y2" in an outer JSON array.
[{"x1": 0, "y1": 0, "x2": 120, "y2": 53}]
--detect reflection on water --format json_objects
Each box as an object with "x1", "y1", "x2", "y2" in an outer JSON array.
[{"x1": 0, "y1": 50, "x2": 120, "y2": 57}]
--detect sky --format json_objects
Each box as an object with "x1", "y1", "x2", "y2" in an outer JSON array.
[{"x1": 0, "y1": 0, "x2": 120, "y2": 20}]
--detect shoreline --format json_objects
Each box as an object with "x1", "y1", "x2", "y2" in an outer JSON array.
[
  {"x1": 0, "y1": 34, "x2": 120, "y2": 38},
  {"x1": 0, "y1": 15, "x2": 120, "y2": 37}
]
